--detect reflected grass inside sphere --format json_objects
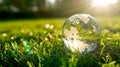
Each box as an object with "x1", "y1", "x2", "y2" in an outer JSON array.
[{"x1": 62, "y1": 14, "x2": 101, "y2": 53}]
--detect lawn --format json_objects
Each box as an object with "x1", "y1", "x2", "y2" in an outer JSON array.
[{"x1": 0, "y1": 17, "x2": 120, "y2": 67}]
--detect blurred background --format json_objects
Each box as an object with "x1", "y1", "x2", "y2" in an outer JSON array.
[
  {"x1": 0, "y1": 0, "x2": 120, "y2": 67},
  {"x1": 0, "y1": 0, "x2": 120, "y2": 19}
]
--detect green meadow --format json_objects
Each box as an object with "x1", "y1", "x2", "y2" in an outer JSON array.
[{"x1": 0, "y1": 17, "x2": 120, "y2": 67}]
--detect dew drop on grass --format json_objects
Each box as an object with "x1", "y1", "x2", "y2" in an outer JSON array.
[{"x1": 62, "y1": 14, "x2": 101, "y2": 53}]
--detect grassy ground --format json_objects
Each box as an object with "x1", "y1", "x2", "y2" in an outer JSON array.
[{"x1": 0, "y1": 17, "x2": 120, "y2": 67}]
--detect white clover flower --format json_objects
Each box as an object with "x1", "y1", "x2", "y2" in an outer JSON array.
[{"x1": 45, "y1": 24, "x2": 50, "y2": 28}]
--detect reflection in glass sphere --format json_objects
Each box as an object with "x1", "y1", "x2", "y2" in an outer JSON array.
[{"x1": 62, "y1": 14, "x2": 101, "y2": 53}]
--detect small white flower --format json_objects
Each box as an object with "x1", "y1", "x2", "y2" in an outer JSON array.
[
  {"x1": 50, "y1": 25, "x2": 54, "y2": 29},
  {"x1": 45, "y1": 38, "x2": 48, "y2": 41},
  {"x1": 45, "y1": 24, "x2": 50, "y2": 28},
  {"x1": 11, "y1": 36, "x2": 14, "y2": 40},
  {"x1": 2, "y1": 33, "x2": 7, "y2": 37}
]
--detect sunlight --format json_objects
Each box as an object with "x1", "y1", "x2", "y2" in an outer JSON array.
[
  {"x1": 92, "y1": 0, "x2": 109, "y2": 7},
  {"x1": 92, "y1": 0, "x2": 118, "y2": 7},
  {"x1": 110, "y1": 0, "x2": 118, "y2": 4},
  {"x1": 47, "y1": 0, "x2": 56, "y2": 4}
]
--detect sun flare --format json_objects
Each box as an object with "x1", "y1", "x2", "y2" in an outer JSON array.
[{"x1": 92, "y1": 0, "x2": 118, "y2": 7}]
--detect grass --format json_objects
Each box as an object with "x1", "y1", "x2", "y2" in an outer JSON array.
[{"x1": 0, "y1": 16, "x2": 120, "y2": 67}]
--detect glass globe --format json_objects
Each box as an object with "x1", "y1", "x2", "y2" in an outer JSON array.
[{"x1": 62, "y1": 14, "x2": 101, "y2": 53}]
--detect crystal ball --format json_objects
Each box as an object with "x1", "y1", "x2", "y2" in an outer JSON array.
[{"x1": 62, "y1": 14, "x2": 101, "y2": 53}]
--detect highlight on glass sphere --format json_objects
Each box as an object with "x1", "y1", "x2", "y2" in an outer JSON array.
[{"x1": 62, "y1": 14, "x2": 101, "y2": 53}]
